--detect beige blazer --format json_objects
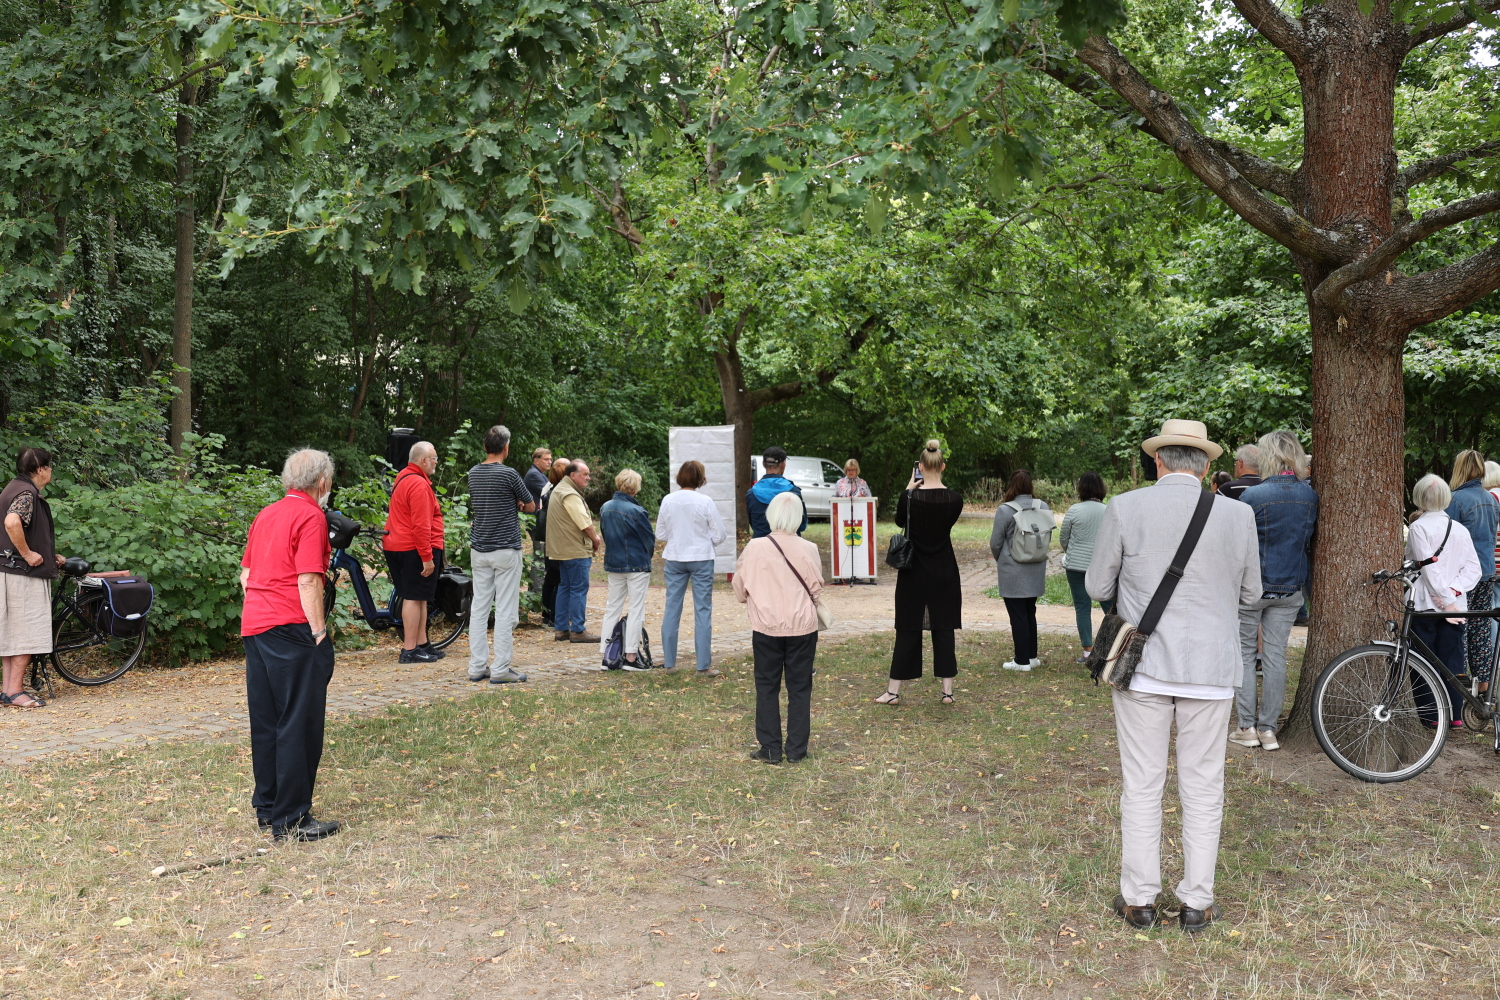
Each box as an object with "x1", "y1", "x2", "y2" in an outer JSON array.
[{"x1": 1085, "y1": 473, "x2": 1260, "y2": 688}]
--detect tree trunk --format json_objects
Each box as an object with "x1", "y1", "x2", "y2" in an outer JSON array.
[
  {"x1": 715, "y1": 341, "x2": 752, "y2": 534},
  {"x1": 1280, "y1": 296, "x2": 1409, "y2": 744},
  {"x1": 169, "y1": 64, "x2": 198, "y2": 454},
  {"x1": 347, "y1": 272, "x2": 378, "y2": 444}
]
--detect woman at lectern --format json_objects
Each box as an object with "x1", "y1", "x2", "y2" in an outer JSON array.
[
  {"x1": 875, "y1": 440, "x2": 963, "y2": 705},
  {"x1": 835, "y1": 459, "x2": 871, "y2": 498}
]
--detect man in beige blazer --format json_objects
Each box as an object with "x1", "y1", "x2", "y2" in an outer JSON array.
[{"x1": 1086, "y1": 419, "x2": 1260, "y2": 933}]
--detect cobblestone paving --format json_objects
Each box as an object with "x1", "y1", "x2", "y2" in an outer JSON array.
[{"x1": 2, "y1": 573, "x2": 1304, "y2": 767}]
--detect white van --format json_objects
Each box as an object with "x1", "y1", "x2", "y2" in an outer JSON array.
[{"x1": 749, "y1": 455, "x2": 846, "y2": 519}]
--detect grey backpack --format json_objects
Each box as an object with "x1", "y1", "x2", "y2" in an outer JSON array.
[{"x1": 1004, "y1": 499, "x2": 1054, "y2": 564}]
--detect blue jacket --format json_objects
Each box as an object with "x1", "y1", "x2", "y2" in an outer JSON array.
[
  {"x1": 1239, "y1": 473, "x2": 1318, "y2": 595},
  {"x1": 746, "y1": 476, "x2": 806, "y2": 539},
  {"x1": 1447, "y1": 479, "x2": 1500, "y2": 581},
  {"x1": 600, "y1": 492, "x2": 655, "y2": 573}
]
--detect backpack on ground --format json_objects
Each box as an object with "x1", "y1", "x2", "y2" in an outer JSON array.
[
  {"x1": 1004, "y1": 499, "x2": 1055, "y2": 564},
  {"x1": 602, "y1": 620, "x2": 655, "y2": 670}
]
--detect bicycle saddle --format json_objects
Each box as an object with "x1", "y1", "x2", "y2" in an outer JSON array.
[{"x1": 60, "y1": 556, "x2": 91, "y2": 577}]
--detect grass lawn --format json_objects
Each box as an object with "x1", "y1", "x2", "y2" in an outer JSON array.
[{"x1": 3, "y1": 632, "x2": 1496, "y2": 998}]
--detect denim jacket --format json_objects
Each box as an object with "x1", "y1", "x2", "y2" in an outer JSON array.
[
  {"x1": 1238, "y1": 473, "x2": 1318, "y2": 594},
  {"x1": 600, "y1": 492, "x2": 655, "y2": 573},
  {"x1": 1447, "y1": 479, "x2": 1500, "y2": 580}
]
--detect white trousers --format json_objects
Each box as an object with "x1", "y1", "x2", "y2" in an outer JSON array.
[
  {"x1": 468, "y1": 548, "x2": 523, "y2": 677},
  {"x1": 1111, "y1": 686, "x2": 1232, "y2": 910},
  {"x1": 600, "y1": 572, "x2": 650, "y2": 655}
]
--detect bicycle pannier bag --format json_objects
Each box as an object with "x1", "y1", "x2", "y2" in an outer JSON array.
[
  {"x1": 94, "y1": 577, "x2": 155, "y2": 638},
  {"x1": 1004, "y1": 499, "x2": 1055, "y2": 564},
  {"x1": 435, "y1": 567, "x2": 472, "y2": 618}
]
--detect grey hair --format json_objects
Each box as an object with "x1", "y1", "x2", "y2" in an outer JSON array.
[
  {"x1": 1154, "y1": 444, "x2": 1210, "y2": 477},
  {"x1": 1256, "y1": 430, "x2": 1309, "y2": 480},
  {"x1": 282, "y1": 448, "x2": 334, "y2": 493},
  {"x1": 1484, "y1": 460, "x2": 1500, "y2": 491},
  {"x1": 765, "y1": 491, "x2": 805, "y2": 534},
  {"x1": 408, "y1": 440, "x2": 436, "y2": 464},
  {"x1": 1235, "y1": 443, "x2": 1259, "y2": 467},
  {"x1": 1412, "y1": 473, "x2": 1452, "y2": 513}
]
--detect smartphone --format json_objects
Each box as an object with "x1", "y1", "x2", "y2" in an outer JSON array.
[{"x1": 912, "y1": 461, "x2": 924, "y2": 483}]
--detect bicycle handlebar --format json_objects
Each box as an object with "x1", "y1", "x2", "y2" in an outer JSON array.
[{"x1": 1370, "y1": 562, "x2": 1422, "y2": 584}]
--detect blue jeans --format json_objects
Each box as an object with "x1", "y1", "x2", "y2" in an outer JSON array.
[
  {"x1": 1065, "y1": 569, "x2": 1114, "y2": 648},
  {"x1": 555, "y1": 558, "x2": 592, "y2": 634},
  {"x1": 662, "y1": 559, "x2": 714, "y2": 670}
]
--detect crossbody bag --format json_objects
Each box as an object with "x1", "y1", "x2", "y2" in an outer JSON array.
[
  {"x1": 1086, "y1": 488, "x2": 1215, "y2": 688},
  {"x1": 766, "y1": 535, "x2": 834, "y2": 632}
]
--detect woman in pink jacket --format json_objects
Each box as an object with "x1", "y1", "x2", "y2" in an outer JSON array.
[{"x1": 733, "y1": 491, "x2": 823, "y2": 764}]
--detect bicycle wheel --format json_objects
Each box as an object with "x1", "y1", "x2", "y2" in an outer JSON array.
[
  {"x1": 1312, "y1": 643, "x2": 1447, "y2": 782},
  {"x1": 390, "y1": 596, "x2": 467, "y2": 650},
  {"x1": 50, "y1": 592, "x2": 146, "y2": 686}
]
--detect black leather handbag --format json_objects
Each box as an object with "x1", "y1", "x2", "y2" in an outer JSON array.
[{"x1": 885, "y1": 490, "x2": 915, "y2": 570}]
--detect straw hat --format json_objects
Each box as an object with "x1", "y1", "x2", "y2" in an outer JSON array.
[{"x1": 1142, "y1": 419, "x2": 1224, "y2": 461}]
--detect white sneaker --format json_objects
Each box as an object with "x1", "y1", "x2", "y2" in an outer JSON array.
[
  {"x1": 1258, "y1": 729, "x2": 1279, "y2": 751},
  {"x1": 1029, "y1": 658, "x2": 1042, "y2": 669},
  {"x1": 1229, "y1": 727, "x2": 1261, "y2": 748},
  {"x1": 1003, "y1": 660, "x2": 1031, "y2": 671}
]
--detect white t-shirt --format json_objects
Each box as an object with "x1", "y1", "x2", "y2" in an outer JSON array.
[{"x1": 1130, "y1": 671, "x2": 1233, "y2": 701}]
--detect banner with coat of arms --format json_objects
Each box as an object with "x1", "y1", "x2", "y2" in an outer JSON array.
[{"x1": 830, "y1": 497, "x2": 878, "y2": 580}]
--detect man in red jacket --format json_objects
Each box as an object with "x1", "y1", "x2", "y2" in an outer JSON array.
[{"x1": 384, "y1": 441, "x2": 446, "y2": 663}]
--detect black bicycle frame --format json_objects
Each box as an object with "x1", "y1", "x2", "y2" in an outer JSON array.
[{"x1": 1387, "y1": 602, "x2": 1500, "y2": 720}]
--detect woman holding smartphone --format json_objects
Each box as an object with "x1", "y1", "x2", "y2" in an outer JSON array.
[{"x1": 875, "y1": 440, "x2": 964, "y2": 705}]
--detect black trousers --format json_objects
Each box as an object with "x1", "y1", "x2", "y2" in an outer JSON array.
[
  {"x1": 541, "y1": 557, "x2": 560, "y2": 623},
  {"x1": 752, "y1": 630, "x2": 817, "y2": 759},
  {"x1": 890, "y1": 628, "x2": 957, "y2": 679},
  {"x1": 245, "y1": 624, "x2": 335, "y2": 832},
  {"x1": 1411, "y1": 616, "x2": 1466, "y2": 724},
  {"x1": 1004, "y1": 597, "x2": 1038, "y2": 662}
]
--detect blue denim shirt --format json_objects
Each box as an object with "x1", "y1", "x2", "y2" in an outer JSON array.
[
  {"x1": 600, "y1": 492, "x2": 655, "y2": 573},
  {"x1": 1238, "y1": 473, "x2": 1319, "y2": 594},
  {"x1": 1446, "y1": 479, "x2": 1500, "y2": 581}
]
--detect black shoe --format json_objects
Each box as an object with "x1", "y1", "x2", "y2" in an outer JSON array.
[
  {"x1": 258, "y1": 818, "x2": 271, "y2": 831},
  {"x1": 419, "y1": 642, "x2": 446, "y2": 660},
  {"x1": 1180, "y1": 902, "x2": 1222, "y2": 933},
  {"x1": 272, "y1": 817, "x2": 341, "y2": 842},
  {"x1": 399, "y1": 647, "x2": 439, "y2": 664},
  {"x1": 786, "y1": 753, "x2": 806, "y2": 763},
  {"x1": 1112, "y1": 894, "x2": 1159, "y2": 929},
  {"x1": 1294, "y1": 614, "x2": 1309, "y2": 627},
  {"x1": 750, "y1": 748, "x2": 782, "y2": 765}
]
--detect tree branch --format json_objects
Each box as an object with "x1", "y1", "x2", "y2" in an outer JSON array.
[
  {"x1": 151, "y1": 58, "x2": 227, "y2": 96},
  {"x1": 1226, "y1": 0, "x2": 1309, "y2": 64},
  {"x1": 1406, "y1": 1, "x2": 1500, "y2": 50},
  {"x1": 1044, "y1": 57, "x2": 1297, "y2": 201},
  {"x1": 1387, "y1": 240, "x2": 1500, "y2": 328},
  {"x1": 1398, "y1": 139, "x2": 1500, "y2": 193},
  {"x1": 743, "y1": 314, "x2": 879, "y2": 409},
  {"x1": 1313, "y1": 189, "x2": 1500, "y2": 310},
  {"x1": 1073, "y1": 36, "x2": 1345, "y2": 262}
]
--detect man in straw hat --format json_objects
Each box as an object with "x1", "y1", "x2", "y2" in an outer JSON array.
[{"x1": 1086, "y1": 419, "x2": 1260, "y2": 933}]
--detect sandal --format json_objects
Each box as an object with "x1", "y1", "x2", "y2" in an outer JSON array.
[
  {"x1": 1, "y1": 691, "x2": 45, "y2": 708},
  {"x1": 940, "y1": 692, "x2": 955, "y2": 704},
  {"x1": 873, "y1": 690, "x2": 900, "y2": 705}
]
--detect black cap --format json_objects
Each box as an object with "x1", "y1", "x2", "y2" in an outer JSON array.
[{"x1": 762, "y1": 446, "x2": 788, "y2": 465}]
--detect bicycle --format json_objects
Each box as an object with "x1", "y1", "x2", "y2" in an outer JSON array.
[
  {"x1": 1311, "y1": 561, "x2": 1500, "y2": 783},
  {"x1": 322, "y1": 520, "x2": 467, "y2": 650},
  {"x1": 27, "y1": 556, "x2": 150, "y2": 695}
]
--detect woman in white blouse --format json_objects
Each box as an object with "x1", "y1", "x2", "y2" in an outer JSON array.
[
  {"x1": 655, "y1": 460, "x2": 728, "y2": 675},
  {"x1": 1407, "y1": 473, "x2": 1481, "y2": 729}
]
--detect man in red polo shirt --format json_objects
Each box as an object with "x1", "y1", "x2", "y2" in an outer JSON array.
[
  {"x1": 240, "y1": 448, "x2": 340, "y2": 842},
  {"x1": 383, "y1": 440, "x2": 445, "y2": 662}
]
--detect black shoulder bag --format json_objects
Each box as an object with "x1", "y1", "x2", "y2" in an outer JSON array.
[
  {"x1": 1087, "y1": 488, "x2": 1215, "y2": 688},
  {"x1": 885, "y1": 490, "x2": 916, "y2": 569}
]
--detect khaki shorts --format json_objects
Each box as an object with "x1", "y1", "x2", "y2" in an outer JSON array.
[{"x1": 0, "y1": 573, "x2": 52, "y2": 657}]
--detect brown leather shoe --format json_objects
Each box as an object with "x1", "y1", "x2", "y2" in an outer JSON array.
[
  {"x1": 1179, "y1": 902, "x2": 1222, "y2": 933},
  {"x1": 554, "y1": 630, "x2": 571, "y2": 641},
  {"x1": 569, "y1": 631, "x2": 601, "y2": 643},
  {"x1": 1112, "y1": 894, "x2": 1158, "y2": 929}
]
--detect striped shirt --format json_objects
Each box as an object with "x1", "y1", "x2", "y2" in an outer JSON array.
[{"x1": 468, "y1": 462, "x2": 528, "y2": 552}]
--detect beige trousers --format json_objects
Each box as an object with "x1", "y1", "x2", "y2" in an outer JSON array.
[{"x1": 1111, "y1": 686, "x2": 1232, "y2": 910}]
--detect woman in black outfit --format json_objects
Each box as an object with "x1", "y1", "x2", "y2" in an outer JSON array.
[{"x1": 875, "y1": 440, "x2": 964, "y2": 705}]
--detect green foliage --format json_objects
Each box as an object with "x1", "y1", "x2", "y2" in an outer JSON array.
[{"x1": 0, "y1": 378, "x2": 177, "y2": 490}]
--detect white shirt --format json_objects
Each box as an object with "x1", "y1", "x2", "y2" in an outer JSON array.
[
  {"x1": 655, "y1": 489, "x2": 727, "y2": 563},
  {"x1": 1406, "y1": 511, "x2": 1481, "y2": 613},
  {"x1": 1130, "y1": 672, "x2": 1233, "y2": 701}
]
